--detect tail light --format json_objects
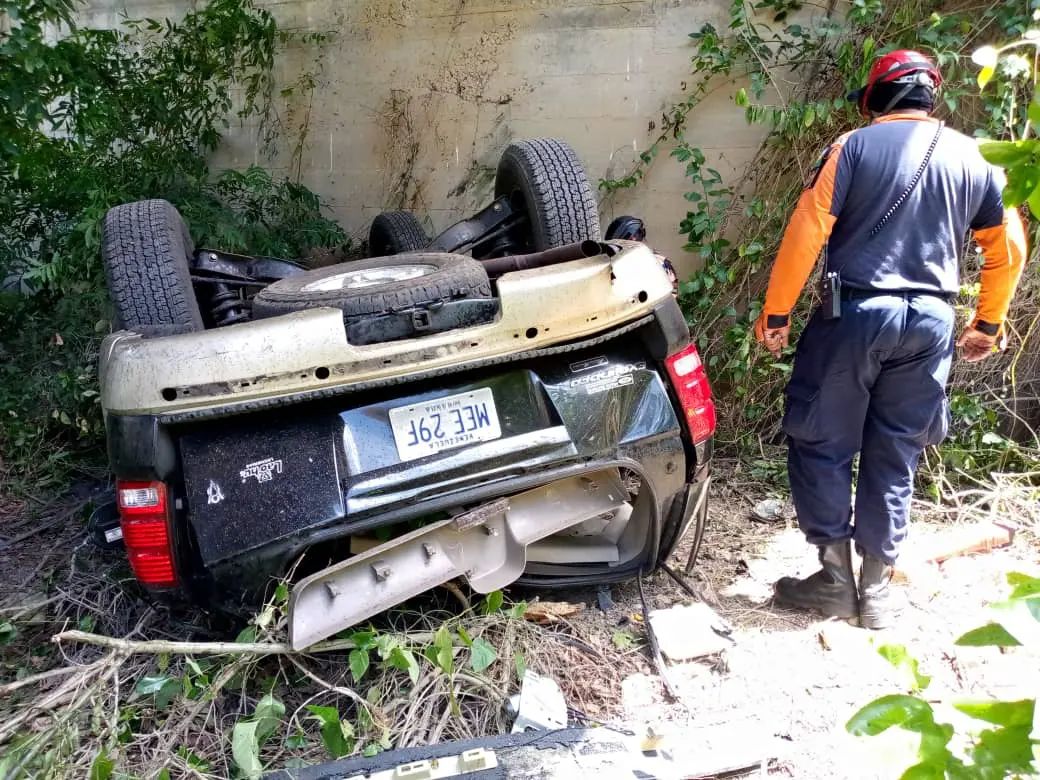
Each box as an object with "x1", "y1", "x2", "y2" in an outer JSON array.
[
  {"x1": 665, "y1": 343, "x2": 717, "y2": 444},
  {"x1": 116, "y1": 480, "x2": 178, "y2": 587}
]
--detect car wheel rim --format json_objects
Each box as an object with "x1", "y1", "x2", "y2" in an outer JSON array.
[{"x1": 302, "y1": 263, "x2": 438, "y2": 292}]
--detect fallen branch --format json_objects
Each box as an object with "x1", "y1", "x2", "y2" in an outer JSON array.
[
  {"x1": 0, "y1": 665, "x2": 84, "y2": 695},
  {"x1": 53, "y1": 629, "x2": 434, "y2": 656}
]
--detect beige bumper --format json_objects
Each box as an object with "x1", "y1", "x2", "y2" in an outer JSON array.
[{"x1": 100, "y1": 242, "x2": 672, "y2": 416}]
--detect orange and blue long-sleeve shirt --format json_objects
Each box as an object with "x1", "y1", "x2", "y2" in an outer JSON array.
[{"x1": 763, "y1": 113, "x2": 1027, "y2": 335}]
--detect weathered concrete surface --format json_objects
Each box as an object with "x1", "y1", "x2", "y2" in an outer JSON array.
[{"x1": 82, "y1": 0, "x2": 769, "y2": 274}]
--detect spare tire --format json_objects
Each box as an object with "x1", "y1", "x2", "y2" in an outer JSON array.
[
  {"x1": 495, "y1": 138, "x2": 600, "y2": 252},
  {"x1": 368, "y1": 211, "x2": 429, "y2": 256},
  {"x1": 252, "y1": 252, "x2": 492, "y2": 320},
  {"x1": 102, "y1": 199, "x2": 203, "y2": 333}
]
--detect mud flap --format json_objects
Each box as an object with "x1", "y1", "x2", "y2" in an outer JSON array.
[{"x1": 289, "y1": 469, "x2": 627, "y2": 649}]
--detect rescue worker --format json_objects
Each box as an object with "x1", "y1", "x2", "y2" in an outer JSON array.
[
  {"x1": 605, "y1": 215, "x2": 679, "y2": 294},
  {"x1": 753, "y1": 50, "x2": 1027, "y2": 627}
]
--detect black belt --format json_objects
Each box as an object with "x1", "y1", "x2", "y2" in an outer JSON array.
[{"x1": 840, "y1": 288, "x2": 955, "y2": 304}]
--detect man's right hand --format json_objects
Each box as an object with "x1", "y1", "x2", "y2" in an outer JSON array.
[
  {"x1": 956, "y1": 325, "x2": 999, "y2": 362},
  {"x1": 754, "y1": 313, "x2": 790, "y2": 359}
]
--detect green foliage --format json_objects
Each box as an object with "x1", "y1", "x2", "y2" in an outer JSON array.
[
  {"x1": 601, "y1": 0, "x2": 1040, "y2": 477},
  {"x1": 306, "y1": 704, "x2": 355, "y2": 759},
  {"x1": 847, "y1": 572, "x2": 1040, "y2": 777},
  {"x1": 232, "y1": 718, "x2": 265, "y2": 778},
  {"x1": 0, "y1": 0, "x2": 345, "y2": 490}
]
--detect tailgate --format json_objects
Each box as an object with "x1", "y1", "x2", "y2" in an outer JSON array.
[
  {"x1": 176, "y1": 338, "x2": 682, "y2": 567},
  {"x1": 178, "y1": 369, "x2": 567, "y2": 566}
]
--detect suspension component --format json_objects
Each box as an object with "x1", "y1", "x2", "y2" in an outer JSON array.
[{"x1": 207, "y1": 281, "x2": 250, "y2": 326}]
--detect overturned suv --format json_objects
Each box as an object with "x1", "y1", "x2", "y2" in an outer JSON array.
[{"x1": 99, "y1": 139, "x2": 715, "y2": 649}]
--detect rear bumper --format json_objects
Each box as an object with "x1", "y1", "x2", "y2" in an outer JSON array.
[
  {"x1": 99, "y1": 242, "x2": 674, "y2": 417},
  {"x1": 290, "y1": 469, "x2": 630, "y2": 648}
]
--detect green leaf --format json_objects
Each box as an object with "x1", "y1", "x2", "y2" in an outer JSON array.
[
  {"x1": 253, "y1": 694, "x2": 284, "y2": 744},
  {"x1": 470, "y1": 637, "x2": 498, "y2": 674},
  {"x1": 90, "y1": 751, "x2": 114, "y2": 780},
  {"x1": 457, "y1": 626, "x2": 474, "y2": 647},
  {"x1": 0, "y1": 621, "x2": 17, "y2": 646},
  {"x1": 236, "y1": 626, "x2": 258, "y2": 644},
  {"x1": 898, "y1": 764, "x2": 944, "y2": 780},
  {"x1": 362, "y1": 743, "x2": 381, "y2": 758},
  {"x1": 735, "y1": 87, "x2": 749, "y2": 107},
  {"x1": 971, "y1": 725, "x2": 1036, "y2": 770},
  {"x1": 135, "y1": 674, "x2": 181, "y2": 709},
  {"x1": 387, "y1": 647, "x2": 420, "y2": 684},
  {"x1": 374, "y1": 634, "x2": 401, "y2": 659},
  {"x1": 514, "y1": 652, "x2": 527, "y2": 681},
  {"x1": 977, "y1": 65, "x2": 995, "y2": 89},
  {"x1": 231, "y1": 719, "x2": 264, "y2": 780},
  {"x1": 954, "y1": 699, "x2": 1034, "y2": 728},
  {"x1": 285, "y1": 731, "x2": 308, "y2": 749},
  {"x1": 349, "y1": 630, "x2": 376, "y2": 650},
  {"x1": 274, "y1": 583, "x2": 289, "y2": 603},
  {"x1": 956, "y1": 623, "x2": 1022, "y2": 647},
  {"x1": 1007, "y1": 572, "x2": 1040, "y2": 599},
  {"x1": 1029, "y1": 101, "x2": 1040, "y2": 127},
  {"x1": 1023, "y1": 189, "x2": 1040, "y2": 222},
  {"x1": 483, "y1": 590, "x2": 504, "y2": 614},
  {"x1": 846, "y1": 694, "x2": 936, "y2": 736},
  {"x1": 978, "y1": 140, "x2": 1035, "y2": 168},
  {"x1": 306, "y1": 705, "x2": 353, "y2": 758},
  {"x1": 876, "y1": 644, "x2": 931, "y2": 692},
  {"x1": 349, "y1": 649, "x2": 370, "y2": 683},
  {"x1": 508, "y1": 601, "x2": 528, "y2": 620},
  {"x1": 432, "y1": 625, "x2": 454, "y2": 675},
  {"x1": 1002, "y1": 164, "x2": 1040, "y2": 207},
  {"x1": 612, "y1": 630, "x2": 637, "y2": 650}
]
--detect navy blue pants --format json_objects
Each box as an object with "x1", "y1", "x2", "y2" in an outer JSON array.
[{"x1": 783, "y1": 294, "x2": 955, "y2": 564}]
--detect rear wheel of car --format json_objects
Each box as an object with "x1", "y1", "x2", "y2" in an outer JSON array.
[
  {"x1": 495, "y1": 138, "x2": 600, "y2": 252},
  {"x1": 368, "y1": 211, "x2": 430, "y2": 256},
  {"x1": 102, "y1": 199, "x2": 203, "y2": 334},
  {"x1": 251, "y1": 252, "x2": 492, "y2": 320}
]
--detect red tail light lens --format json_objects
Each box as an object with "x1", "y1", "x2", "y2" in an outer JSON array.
[
  {"x1": 665, "y1": 343, "x2": 717, "y2": 444},
  {"x1": 116, "y1": 480, "x2": 178, "y2": 587}
]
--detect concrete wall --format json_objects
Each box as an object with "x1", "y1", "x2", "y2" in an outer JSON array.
[{"x1": 83, "y1": 0, "x2": 768, "y2": 275}]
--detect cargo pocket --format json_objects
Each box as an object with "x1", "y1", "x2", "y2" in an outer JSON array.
[
  {"x1": 782, "y1": 379, "x2": 821, "y2": 442},
  {"x1": 924, "y1": 393, "x2": 951, "y2": 446}
]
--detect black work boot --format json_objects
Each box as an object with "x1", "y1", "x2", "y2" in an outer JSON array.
[
  {"x1": 858, "y1": 553, "x2": 903, "y2": 629},
  {"x1": 773, "y1": 541, "x2": 858, "y2": 618}
]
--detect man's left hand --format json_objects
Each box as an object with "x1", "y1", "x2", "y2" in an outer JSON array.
[{"x1": 754, "y1": 314, "x2": 790, "y2": 358}]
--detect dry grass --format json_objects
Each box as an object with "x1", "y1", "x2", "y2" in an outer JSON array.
[{"x1": 0, "y1": 495, "x2": 645, "y2": 779}]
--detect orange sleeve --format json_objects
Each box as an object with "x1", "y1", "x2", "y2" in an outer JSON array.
[
  {"x1": 762, "y1": 143, "x2": 843, "y2": 319},
  {"x1": 972, "y1": 208, "x2": 1028, "y2": 328}
]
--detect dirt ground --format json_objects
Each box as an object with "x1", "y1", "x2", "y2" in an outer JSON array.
[{"x1": 1, "y1": 465, "x2": 1037, "y2": 778}]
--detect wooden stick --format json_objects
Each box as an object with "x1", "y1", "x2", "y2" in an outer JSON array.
[
  {"x1": 52, "y1": 629, "x2": 434, "y2": 655},
  {"x1": 0, "y1": 665, "x2": 83, "y2": 695}
]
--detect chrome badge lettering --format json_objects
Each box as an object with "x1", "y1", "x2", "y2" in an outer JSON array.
[
  {"x1": 206, "y1": 480, "x2": 225, "y2": 505},
  {"x1": 240, "y1": 457, "x2": 283, "y2": 484}
]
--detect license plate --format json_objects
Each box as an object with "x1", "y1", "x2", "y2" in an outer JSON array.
[{"x1": 388, "y1": 387, "x2": 502, "y2": 462}]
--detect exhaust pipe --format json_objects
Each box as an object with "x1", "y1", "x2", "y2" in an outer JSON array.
[{"x1": 481, "y1": 239, "x2": 606, "y2": 277}]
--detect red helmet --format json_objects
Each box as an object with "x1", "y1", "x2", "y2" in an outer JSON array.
[{"x1": 849, "y1": 50, "x2": 943, "y2": 117}]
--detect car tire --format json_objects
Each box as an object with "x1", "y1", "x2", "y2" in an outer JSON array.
[
  {"x1": 495, "y1": 138, "x2": 600, "y2": 252},
  {"x1": 102, "y1": 199, "x2": 203, "y2": 333},
  {"x1": 368, "y1": 211, "x2": 430, "y2": 256},
  {"x1": 251, "y1": 252, "x2": 492, "y2": 320}
]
